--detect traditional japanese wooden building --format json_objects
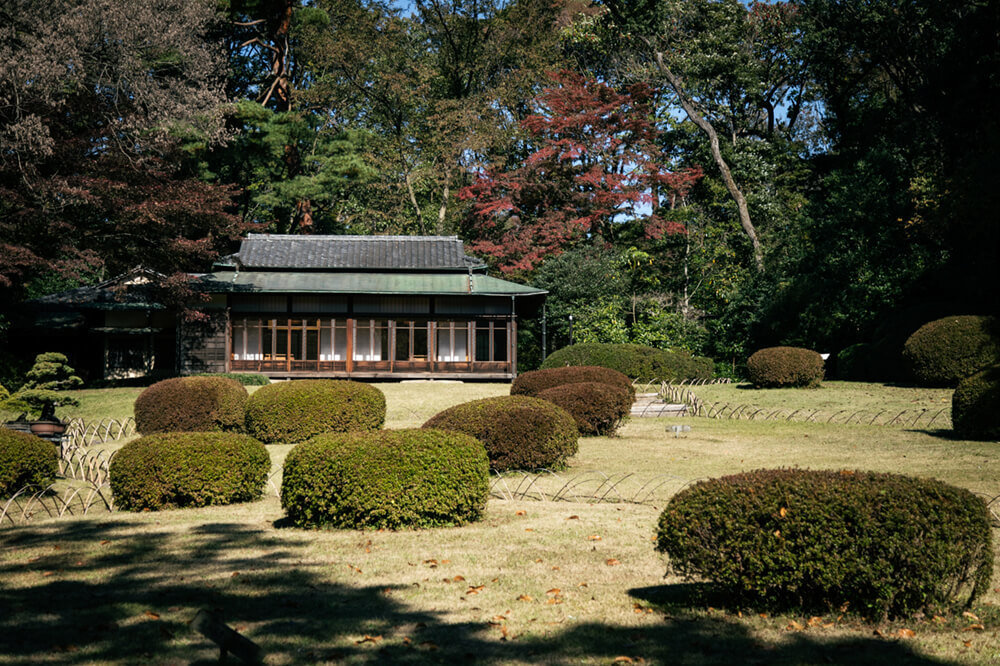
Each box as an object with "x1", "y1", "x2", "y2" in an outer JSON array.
[{"x1": 25, "y1": 235, "x2": 546, "y2": 381}]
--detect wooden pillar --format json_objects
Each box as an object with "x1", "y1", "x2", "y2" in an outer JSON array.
[{"x1": 346, "y1": 318, "x2": 354, "y2": 374}]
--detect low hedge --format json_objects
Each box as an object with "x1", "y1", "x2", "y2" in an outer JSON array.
[
  {"x1": 244, "y1": 380, "x2": 385, "y2": 444},
  {"x1": 109, "y1": 432, "x2": 270, "y2": 511},
  {"x1": 0, "y1": 429, "x2": 58, "y2": 497},
  {"x1": 903, "y1": 316, "x2": 1000, "y2": 387},
  {"x1": 512, "y1": 366, "x2": 635, "y2": 400},
  {"x1": 536, "y1": 382, "x2": 632, "y2": 436},
  {"x1": 952, "y1": 365, "x2": 1000, "y2": 440},
  {"x1": 193, "y1": 372, "x2": 270, "y2": 386},
  {"x1": 423, "y1": 395, "x2": 578, "y2": 471},
  {"x1": 134, "y1": 376, "x2": 248, "y2": 434},
  {"x1": 281, "y1": 428, "x2": 489, "y2": 529},
  {"x1": 656, "y1": 469, "x2": 993, "y2": 619},
  {"x1": 541, "y1": 343, "x2": 713, "y2": 382},
  {"x1": 746, "y1": 346, "x2": 824, "y2": 388}
]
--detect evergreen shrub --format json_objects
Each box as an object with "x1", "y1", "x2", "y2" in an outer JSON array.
[
  {"x1": 109, "y1": 432, "x2": 269, "y2": 510},
  {"x1": 952, "y1": 365, "x2": 1000, "y2": 440},
  {"x1": 903, "y1": 316, "x2": 1000, "y2": 387},
  {"x1": 656, "y1": 469, "x2": 993, "y2": 619},
  {"x1": 244, "y1": 379, "x2": 385, "y2": 444},
  {"x1": 0, "y1": 429, "x2": 58, "y2": 497},
  {"x1": 835, "y1": 343, "x2": 874, "y2": 381},
  {"x1": 541, "y1": 343, "x2": 713, "y2": 382},
  {"x1": 511, "y1": 366, "x2": 635, "y2": 399},
  {"x1": 134, "y1": 376, "x2": 247, "y2": 434},
  {"x1": 746, "y1": 346, "x2": 824, "y2": 388},
  {"x1": 423, "y1": 395, "x2": 578, "y2": 471},
  {"x1": 536, "y1": 382, "x2": 631, "y2": 436},
  {"x1": 281, "y1": 428, "x2": 489, "y2": 529}
]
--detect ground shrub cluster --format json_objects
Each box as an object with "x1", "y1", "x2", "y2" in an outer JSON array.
[
  {"x1": 746, "y1": 347, "x2": 824, "y2": 388},
  {"x1": 244, "y1": 379, "x2": 385, "y2": 444},
  {"x1": 903, "y1": 315, "x2": 1000, "y2": 387},
  {"x1": 109, "y1": 432, "x2": 270, "y2": 511},
  {"x1": 512, "y1": 366, "x2": 635, "y2": 399},
  {"x1": 134, "y1": 376, "x2": 248, "y2": 434},
  {"x1": 657, "y1": 468, "x2": 993, "y2": 619},
  {"x1": 541, "y1": 343, "x2": 713, "y2": 382},
  {"x1": 281, "y1": 428, "x2": 489, "y2": 529},
  {"x1": 0, "y1": 429, "x2": 58, "y2": 497},
  {"x1": 952, "y1": 365, "x2": 1000, "y2": 440},
  {"x1": 536, "y1": 382, "x2": 632, "y2": 436},
  {"x1": 423, "y1": 395, "x2": 578, "y2": 471}
]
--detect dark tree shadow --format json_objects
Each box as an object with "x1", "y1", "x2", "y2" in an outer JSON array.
[{"x1": 0, "y1": 521, "x2": 960, "y2": 665}]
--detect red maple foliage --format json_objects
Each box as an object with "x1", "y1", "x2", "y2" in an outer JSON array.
[{"x1": 459, "y1": 71, "x2": 702, "y2": 272}]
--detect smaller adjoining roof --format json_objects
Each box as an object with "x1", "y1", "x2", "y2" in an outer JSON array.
[
  {"x1": 28, "y1": 267, "x2": 167, "y2": 311},
  {"x1": 218, "y1": 234, "x2": 488, "y2": 272}
]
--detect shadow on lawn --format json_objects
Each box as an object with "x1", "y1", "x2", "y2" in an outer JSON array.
[{"x1": 0, "y1": 520, "x2": 954, "y2": 665}]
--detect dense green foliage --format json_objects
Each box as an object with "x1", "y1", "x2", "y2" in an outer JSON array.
[
  {"x1": 281, "y1": 428, "x2": 489, "y2": 529},
  {"x1": 511, "y1": 366, "x2": 634, "y2": 400},
  {"x1": 192, "y1": 372, "x2": 270, "y2": 386},
  {"x1": 109, "y1": 432, "x2": 270, "y2": 511},
  {"x1": 952, "y1": 366, "x2": 1000, "y2": 441},
  {"x1": 244, "y1": 379, "x2": 385, "y2": 444},
  {"x1": 134, "y1": 376, "x2": 248, "y2": 434},
  {"x1": 657, "y1": 469, "x2": 993, "y2": 619},
  {"x1": 423, "y1": 395, "x2": 578, "y2": 471},
  {"x1": 746, "y1": 347, "x2": 824, "y2": 388},
  {"x1": 903, "y1": 316, "x2": 1000, "y2": 387},
  {"x1": 0, "y1": 429, "x2": 58, "y2": 497},
  {"x1": 536, "y1": 382, "x2": 631, "y2": 436},
  {"x1": 541, "y1": 343, "x2": 713, "y2": 382}
]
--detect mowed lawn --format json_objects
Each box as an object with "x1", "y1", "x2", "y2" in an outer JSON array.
[{"x1": 1, "y1": 381, "x2": 999, "y2": 664}]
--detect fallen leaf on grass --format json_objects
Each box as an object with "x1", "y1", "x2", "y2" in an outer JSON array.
[
  {"x1": 786, "y1": 620, "x2": 805, "y2": 631},
  {"x1": 606, "y1": 559, "x2": 620, "y2": 566},
  {"x1": 807, "y1": 616, "x2": 823, "y2": 627},
  {"x1": 144, "y1": 611, "x2": 160, "y2": 620},
  {"x1": 897, "y1": 628, "x2": 916, "y2": 638},
  {"x1": 355, "y1": 635, "x2": 381, "y2": 645},
  {"x1": 962, "y1": 624, "x2": 985, "y2": 632},
  {"x1": 347, "y1": 565, "x2": 363, "y2": 574},
  {"x1": 962, "y1": 611, "x2": 981, "y2": 622},
  {"x1": 466, "y1": 585, "x2": 485, "y2": 595},
  {"x1": 100, "y1": 540, "x2": 111, "y2": 545},
  {"x1": 578, "y1": 582, "x2": 588, "y2": 588},
  {"x1": 517, "y1": 594, "x2": 533, "y2": 602},
  {"x1": 515, "y1": 511, "x2": 526, "y2": 516},
  {"x1": 587, "y1": 535, "x2": 602, "y2": 541},
  {"x1": 546, "y1": 597, "x2": 563, "y2": 605},
  {"x1": 612, "y1": 657, "x2": 633, "y2": 664},
  {"x1": 534, "y1": 558, "x2": 543, "y2": 563},
  {"x1": 41, "y1": 571, "x2": 55, "y2": 577},
  {"x1": 566, "y1": 515, "x2": 579, "y2": 520},
  {"x1": 423, "y1": 559, "x2": 438, "y2": 567},
  {"x1": 546, "y1": 588, "x2": 561, "y2": 595},
  {"x1": 453, "y1": 575, "x2": 466, "y2": 582},
  {"x1": 525, "y1": 528, "x2": 534, "y2": 532}
]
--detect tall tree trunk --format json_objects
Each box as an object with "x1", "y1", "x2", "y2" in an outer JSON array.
[
  {"x1": 436, "y1": 171, "x2": 451, "y2": 235},
  {"x1": 652, "y1": 51, "x2": 764, "y2": 272}
]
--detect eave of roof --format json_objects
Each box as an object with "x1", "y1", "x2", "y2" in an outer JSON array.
[{"x1": 197, "y1": 271, "x2": 546, "y2": 297}]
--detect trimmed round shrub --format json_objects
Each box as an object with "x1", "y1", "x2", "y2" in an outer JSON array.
[
  {"x1": 835, "y1": 343, "x2": 874, "y2": 381},
  {"x1": 536, "y1": 382, "x2": 631, "y2": 436},
  {"x1": 952, "y1": 365, "x2": 1000, "y2": 440},
  {"x1": 134, "y1": 376, "x2": 248, "y2": 434},
  {"x1": 512, "y1": 366, "x2": 635, "y2": 400},
  {"x1": 657, "y1": 469, "x2": 993, "y2": 619},
  {"x1": 281, "y1": 428, "x2": 489, "y2": 529},
  {"x1": 746, "y1": 346, "x2": 824, "y2": 388},
  {"x1": 541, "y1": 343, "x2": 713, "y2": 382},
  {"x1": 244, "y1": 379, "x2": 385, "y2": 444},
  {"x1": 109, "y1": 432, "x2": 270, "y2": 511},
  {"x1": 0, "y1": 429, "x2": 58, "y2": 497},
  {"x1": 903, "y1": 315, "x2": 1000, "y2": 387},
  {"x1": 423, "y1": 395, "x2": 578, "y2": 471}
]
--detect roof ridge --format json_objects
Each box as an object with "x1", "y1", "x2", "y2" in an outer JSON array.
[{"x1": 246, "y1": 234, "x2": 461, "y2": 241}]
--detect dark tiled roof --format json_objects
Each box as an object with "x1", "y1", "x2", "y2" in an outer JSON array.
[
  {"x1": 28, "y1": 268, "x2": 167, "y2": 310},
  {"x1": 224, "y1": 234, "x2": 487, "y2": 271}
]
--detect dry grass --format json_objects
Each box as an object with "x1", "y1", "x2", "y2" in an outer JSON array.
[
  {"x1": 2, "y1": 380, "x2": 999, "y2": 665},
  {"x1": 689, "y1": 380, "x2": 953, "y2": 414}
]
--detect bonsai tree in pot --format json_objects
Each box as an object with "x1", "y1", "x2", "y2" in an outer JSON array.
[{"x1": 2, "y1": 353, "x2": 82, "y2": 432}]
